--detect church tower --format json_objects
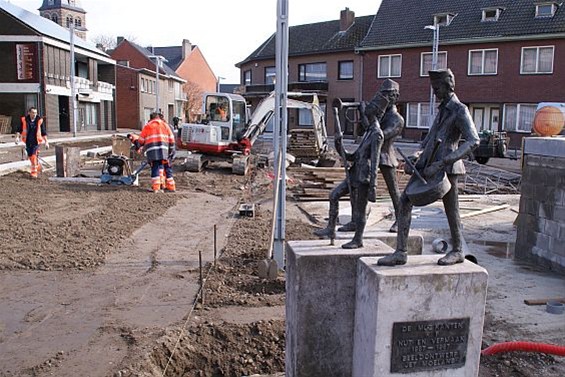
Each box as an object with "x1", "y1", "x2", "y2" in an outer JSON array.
[{"x1": 39, "y1": 0, "x2": 87, "y2": 40}]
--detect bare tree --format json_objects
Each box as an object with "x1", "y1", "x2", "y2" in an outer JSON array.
[
  {"x1": 91, "y1": 34, "x2": 138, "y2": 52},
  {"x1": 183, "y1": 81, "x2": 205, "y2": 122}
]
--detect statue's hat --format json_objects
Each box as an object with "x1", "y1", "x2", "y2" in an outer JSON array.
[
  {"x1": 428, "y1": 68, "x2": 454, "y2": 81},
  {"x1": 379, "y1": 78, "x2": 399, "y2": 92}
]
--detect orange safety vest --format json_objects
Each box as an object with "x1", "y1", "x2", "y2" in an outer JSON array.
[
  {"x1": 20, "y1": 116, "x2": 44, "y2": 144},
  {"x1": 138, "y1": 119, "x2": 175, "y2": 161}
]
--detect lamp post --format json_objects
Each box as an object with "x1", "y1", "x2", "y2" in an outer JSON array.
[
  {"x1": 69, "y1": 21, "x2": 77, "y2": 136},
  {"x1": 424, "y1": 24, "x2": 440, "y2": 127},
  {"x1": 216, "y1": 76, "x2": 225, "y2": 93},
  {"x1": 148, "y1": 55, "x2": 168, "y2": 113}
]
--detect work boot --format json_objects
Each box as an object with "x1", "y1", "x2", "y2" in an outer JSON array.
[
  {"x1": 165, "y1": 179, "x2": 176, "y2": 192},
  {"x1": 338, "y1": 221, "x2": 356, "y2": 232},
  {"x1": 314, "y1": 227, "x2": 336, "y2": 240},
  {"x1": 377, "y1": 251, "x2": 407, "y2": 266},
  {"x1": 389, "y1": 220, "x2": 398, "y2": 233},
  {"x1": 438, "y1": 251, "x2": 464, "y2": 265},
  {"x1": 342, "y1": 237, "x2": 363, "y2": 249}
]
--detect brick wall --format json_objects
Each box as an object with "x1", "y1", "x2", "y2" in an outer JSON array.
[
  {"x1": 516, "y1": 138, "x2": 565, "y2": 274},
  {"x1": 115, "y1": 65, "x2": 140, "y2": 130}
]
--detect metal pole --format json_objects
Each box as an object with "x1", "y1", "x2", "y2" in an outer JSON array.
[
  {"x1": 155, "y1": 57, "x2": 160, "y2": 113},
  {"x1": 428, "y1": 25, "x2": 439, "y2": 127},
  {"x1": 69, "y1": 22, "x2": 77, "y2": 137},
  {"x1": 273, "y1": 0, "x2": 289, "y2": 269}
]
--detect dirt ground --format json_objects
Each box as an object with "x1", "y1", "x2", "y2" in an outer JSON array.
[{"x1": 0, "y1": 153, "x2": 563, "y2": 377}]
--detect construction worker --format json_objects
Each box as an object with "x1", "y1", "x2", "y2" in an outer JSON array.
[
  {"x1": 158, "y1": 113, "x2": 176, "y2": 190},
  {"x1": 16, "y1": 107, "x2": 49, "y2": 178},
  {"x1": 137, "y1": 112, "x2": 176, "y2": 192}
]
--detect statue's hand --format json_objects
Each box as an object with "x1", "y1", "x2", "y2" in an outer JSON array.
[
  {"x1": 368, "y1": 187, "x2": 377, "y2": 203},
  {"x1": 423, "y1": 161, "x2": 444, "y2": 178}
]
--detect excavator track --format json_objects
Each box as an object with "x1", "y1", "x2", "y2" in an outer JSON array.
[
  {"x1": 185, "y1": 153, "x2": 205, "y2": 172},
  {"x1": 232, "y1": 155, "x2": 250, "y2": 175}
]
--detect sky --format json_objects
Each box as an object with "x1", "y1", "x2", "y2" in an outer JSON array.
[{"x1": 8, "y1": 0, "x2": 382, "y2": 83}]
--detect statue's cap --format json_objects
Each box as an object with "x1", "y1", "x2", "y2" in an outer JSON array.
[
  {"x1": 429, "y1": 68, "x2": 454, "y2": 81},
  {"x1": 380, "y1": 78, "x2": 399, "y2": 92}
]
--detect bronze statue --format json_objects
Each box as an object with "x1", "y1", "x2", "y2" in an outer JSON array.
[
  {"x1": 314, "y1": 93, "x2": 388, "y2": 249},
  {"x1": 377, "y1": 69, "x2": 480, "y2": 266},
  {"x1": 339, "y1": 79, "x2": 405, "y2": 234}
]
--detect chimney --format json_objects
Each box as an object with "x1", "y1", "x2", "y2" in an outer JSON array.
[
  {"x1": 117, "y1": 36, "x2": 124, "y2": 45},
  {"x1": 340, "y1": 7, "x2": 355, "y2": 32},
  {"x1": 182, "y1": 39, "x2": 192, "y2": 60}
]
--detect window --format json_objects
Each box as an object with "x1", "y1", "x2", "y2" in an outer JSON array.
[
  {"x1": 503, "y1": 104, "x2": 537, "y2": 132},
  {"x1": 265, "y1": 66, "x2": 276, "y2": 84},
  {"x1": 168, "y1": 80, "x2": 173, "y2": 91},
  {"x1": 521, "y1": 46, "x2": 554, "y2": 74},
  {"x1": 52, "y1": 14, "x2": 58, "y2": 24},
  {"x1": 536, "y1": 3, "x2": 557, "y2": 18},
  {"x1": 43, "y1": 13, "x2": 50, "y2": 19},
  {"x1": 378, "y1": 54, "x2": 401, "y2": 78},
  {"x1": 298, "y1": 63, "x2": 327, "y2": 82},
  {"x1": 482, "y1": 8, "x2": 502, "y2": 22},
  {"x1": 298, "y1": 109, "x2": 314, "y2": 127},
  {"x1": 243, "y1": 70, "x2": 251, "y2": 85},
  {"x1": 66, "y1": 16, "x2": 73, "y2": 27},
  {"x1": 407, "y1": 103, "x2": 432, "y2": 128},
  {"x1": 420, "y1": 52, "x2": 447, "y2": 76},
  {"x1": 468, "y1": 49, "x2": 498, "y2": 75},
  {"x1": 75, "y1": 18, "x2": 82, "y2": 27},
  {"x1": 338, "y1": 60, "x2": 354, "y2": 80}
]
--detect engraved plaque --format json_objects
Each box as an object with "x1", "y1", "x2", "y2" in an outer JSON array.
[{"x1": 390, "y1": 318, "x2": 470, "y2": 373}]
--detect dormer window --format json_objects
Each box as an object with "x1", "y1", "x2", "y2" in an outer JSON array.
[
  {"x1": 434, "y1": 13, "x2": 456, "y2": 26},
  {"x1": 482, "y1": 8, "x2": 503, "y2": 22},
  {"x1": 535, "y1": 3, "x2": 558, "y2": 18}
]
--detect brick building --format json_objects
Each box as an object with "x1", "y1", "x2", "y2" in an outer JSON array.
[
  {"x1": 38, "y1": 0, "x2": 87, "y2": 39},
  {"x1": 110, "y1": 39, "x2": 186, "y2": 130},
  {"x1": 358, "y1": 0, "x2": 565, "y2": 147},
  {"x1": 236, "y1": 8, "x2": 374, "y2": 137},
  {"x1": 152, "y1": 39, "x2": 217, "y2": 120},
  {"x1": 0, "y1": 1, "x2": 116, "y2": 134}
]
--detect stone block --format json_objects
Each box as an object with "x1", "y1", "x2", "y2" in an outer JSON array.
[
  {"x1": 554, "y1": 205, "x2": 565, "y2": 222},
  {"x1": 524, "y1": 137, "x2": 565, "y2": 159},
  {"x1": 286, "y1": 240, "x2": 399, "y2": 377},
  {"x1": 55, "y1": 145, "x2": 81, "y2": 177},
  {"x1": 352, "y1": 255, "x2": 488, "y2": 377},
  {"x1": 538, "y1": 203, "x2": 554, "y2": 220},
  {"x1": 545, "y1": 220, "x2": 560, "y2": 239},
  {"x1": 535, "y1": 232, "x2": 551, "y2": 251}
]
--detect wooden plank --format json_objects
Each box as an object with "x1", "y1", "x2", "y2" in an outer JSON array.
[
  {"x1": 460, "y1": 204, "x2": 510, "y2": 219},
  {"x1": 524, "y1": 298, "x2": 565, "y2": 306}
]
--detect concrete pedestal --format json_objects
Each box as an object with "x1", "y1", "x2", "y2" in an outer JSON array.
[
  {"x1": 353, "y1": 255, "x2": 488, "y2": 377},
  {"x1": 286, "y1": 240, "x2": 402, "y2": 377}
]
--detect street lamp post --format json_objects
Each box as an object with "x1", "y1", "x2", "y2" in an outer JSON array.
[
  {"x1": 216, "y1": 76, "x2": 225, "y2": 93},
  {"x1": 149, "y1": 55, "x2": 168, "y2": 113},
  {"x1": 425, "y1": 24, "x2": 440, "y2": 127},
  {"x1": 69, "y1": 22, "x2": 77, "y2": 136}
]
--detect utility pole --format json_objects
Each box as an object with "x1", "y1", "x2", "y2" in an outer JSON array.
[
  {"x1": 273, "y1": 0, "x2": 289, "y2": 270},
  {"x1": 425, "y1": 24, "x2": 440, "y2": 127},
  {"x1": 70, "y1": 21, "x2": 77, "y2": 136},
  {"x1": 149, "y1": 54, "x2": 168, "y2": 113}
]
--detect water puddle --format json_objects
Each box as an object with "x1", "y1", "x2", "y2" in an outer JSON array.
[{"x1": 471, "y1": 240, "x2": 515, "y2": 259}]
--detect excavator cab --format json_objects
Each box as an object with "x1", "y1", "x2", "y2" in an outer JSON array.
[{"x1": 203, "y1": 94, "x2": 247, "y2": 142}]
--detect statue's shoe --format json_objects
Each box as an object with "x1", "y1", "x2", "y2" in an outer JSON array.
[
  {"x1": 338, "y1": 222, "x2": 356, "y2": 232},
  {"x1": 314, "y1": 227, "x2": 335, "y2": 239},
  {"x1": 438, "y1": 251, "x2": 464, "y2": 265},
  {"x1": 342, "y1": 239, "x2": 363, "y2": 249},
  {"x1": 377, "y1": 251, "x2": 407, "y2": 266}
]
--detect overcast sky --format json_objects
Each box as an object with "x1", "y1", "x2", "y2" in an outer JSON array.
[{"x1": 9, "y1": 0, "x2": 382, "y2": 83}]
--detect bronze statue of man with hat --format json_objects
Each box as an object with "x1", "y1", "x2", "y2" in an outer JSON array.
[
  {"x1": 338, "y1": 78, "x2": 405, "y2": 234},
  {"x1": 314, "y1": 90, "x2": 389, "y2": 248},
  {"x1": 378, "y1": 68, "x2": 480, "y2": 266}
]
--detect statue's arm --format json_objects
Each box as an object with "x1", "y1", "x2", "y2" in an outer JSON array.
[
  {"x1": 382, "y1": 117, "x2": 404, "y2": 141},
  {"x1": 444, "y1": 109, "x2": 480, "y2": 165}
]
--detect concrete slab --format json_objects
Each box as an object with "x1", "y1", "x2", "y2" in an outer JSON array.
[
  {"x1": 353, "y1": 255, "x2": 488, "y2": 377},
  {"x1": 335, "y1": 230, "x2": 424, "y2": 255},
  {"x1": 286, "y1": 240, "x2": 397, "y2": 377},
  {"x1": 524, "y1": 136, "x2": 565, "y2": 158}
]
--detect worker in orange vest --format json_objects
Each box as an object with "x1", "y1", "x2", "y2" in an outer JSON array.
[
  {"x1": 137, "y1": 112, "x2": 176, "y2": 192},
  {"x1": 16, "y1": 107, "x2": 49, "y2": 178}
]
